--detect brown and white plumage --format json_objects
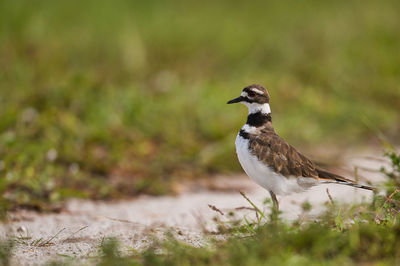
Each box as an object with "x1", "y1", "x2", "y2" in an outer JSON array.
[{"x1": 228, "y1": 84, "x2": 373, "y2": 211}]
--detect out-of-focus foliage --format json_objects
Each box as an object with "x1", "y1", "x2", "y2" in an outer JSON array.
[{"x1": 0, "y1": 0, "x2": 399, "y2": 214}]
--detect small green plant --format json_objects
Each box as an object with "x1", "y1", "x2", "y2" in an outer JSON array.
[
  {"x1": 239, "y1": 191, "x2": 266, "y2": 225},
  {"x1": 0, "y1": 239, "x2": 13, "y2": 266},
  {"x1": 382, "y1": 151, "x2": 400, "y2": 193},
  {"x1": 13, "y1": 228, "x2": 65, "y2": 247}
]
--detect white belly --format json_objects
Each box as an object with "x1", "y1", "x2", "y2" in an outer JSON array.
[{"x1": 235, "y1": 134, "x2": 315, "y2": 195}]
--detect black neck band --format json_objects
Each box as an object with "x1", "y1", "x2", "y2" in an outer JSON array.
[
  {"x1": 239, "y1": 129, "x2": 250, "y2": 139},
  {"x1": 246, "y1": 112, "x2": 272, "y2": 127}
]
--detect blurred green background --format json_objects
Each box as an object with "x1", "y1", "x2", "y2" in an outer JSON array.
[{"x1": 0, "y1": 0, "x2": 399, "y2": 213}]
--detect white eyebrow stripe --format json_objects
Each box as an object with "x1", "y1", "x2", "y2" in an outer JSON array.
[
  {"x1": 240, "y1": 91, "x2": 248, "y2": 97},
  {"x1": 251, "y1": 88, "x2": 264, "y2": 95}
]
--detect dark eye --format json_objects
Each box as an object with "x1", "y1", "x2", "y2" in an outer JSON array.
[{"x1": 248, "y1": 91, "x2": 256, "y2": 97}]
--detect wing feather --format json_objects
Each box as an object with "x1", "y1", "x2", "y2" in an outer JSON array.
[
  {"x1": 248, "y1": 132, "x2": 319, "y2": 179},
  {"x1": 247, "y1": 129, "x2": 374, "y2": 190}
]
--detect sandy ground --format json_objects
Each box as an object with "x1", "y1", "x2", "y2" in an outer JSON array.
[{"x1": 0, "y1": 151, "x2": 389, "y2": 265}]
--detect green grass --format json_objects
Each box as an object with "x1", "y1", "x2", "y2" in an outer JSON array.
[
  {"x1": 97, "y1": 151, "x2": 400, "y2": 265},
  {"x1": 66, "y1": 152, "x2": 400, "y2": 265},
  {"x1": 0, "y1": 0, "x2": 400, "y2": 215},
  {"x1": 0, "y1": 152, "x2": 399, "y2": 265}
]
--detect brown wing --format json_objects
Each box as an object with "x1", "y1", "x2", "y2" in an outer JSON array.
[
  {"x1": 315, "y1": 168, "x2": 356, "y2": 183},
  {"x1": 247, "y1": 130, "x2": 374, "y2": 190},
  {"x1": 248, "y1": 132, "x2": 319, "y2": 179}
]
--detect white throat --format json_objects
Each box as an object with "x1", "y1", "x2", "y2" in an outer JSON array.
[{"x1": 243, "y1": 102, "x2": 271, "y2": 114}]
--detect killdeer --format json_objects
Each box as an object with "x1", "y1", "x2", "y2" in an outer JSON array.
[{"x1": 227, "y1": 84, "x2": 373, "y2": 211}]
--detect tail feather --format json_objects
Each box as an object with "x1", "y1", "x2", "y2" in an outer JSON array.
[{"x1": 316, "y1": 168, "x2": 375, "y2": 191}]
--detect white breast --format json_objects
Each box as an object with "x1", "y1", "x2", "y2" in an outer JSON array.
[{"x1": 235, "y1": 133, "x2": 316, "y2": 196}]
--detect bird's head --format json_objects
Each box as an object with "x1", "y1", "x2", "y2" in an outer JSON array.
[{"x1": 227, "y1": 84, "x2": 271, "y2": 114}]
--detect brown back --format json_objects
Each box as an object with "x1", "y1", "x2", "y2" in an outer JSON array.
[{"x1": 247, "y1": 126, "x2": 320, "y2": 179}]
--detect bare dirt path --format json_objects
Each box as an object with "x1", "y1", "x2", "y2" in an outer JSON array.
[{"x1": 0, "y1": 151, "x2": 387, "y2": 265}]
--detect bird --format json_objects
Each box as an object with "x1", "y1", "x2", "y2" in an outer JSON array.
[{"x1": 227, "y1": 84, "x2": 374, "y2": 213}]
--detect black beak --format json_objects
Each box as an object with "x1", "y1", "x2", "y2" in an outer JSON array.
[{"x1": 227, "y1": 96, "x2": 244, "y2": 104}]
